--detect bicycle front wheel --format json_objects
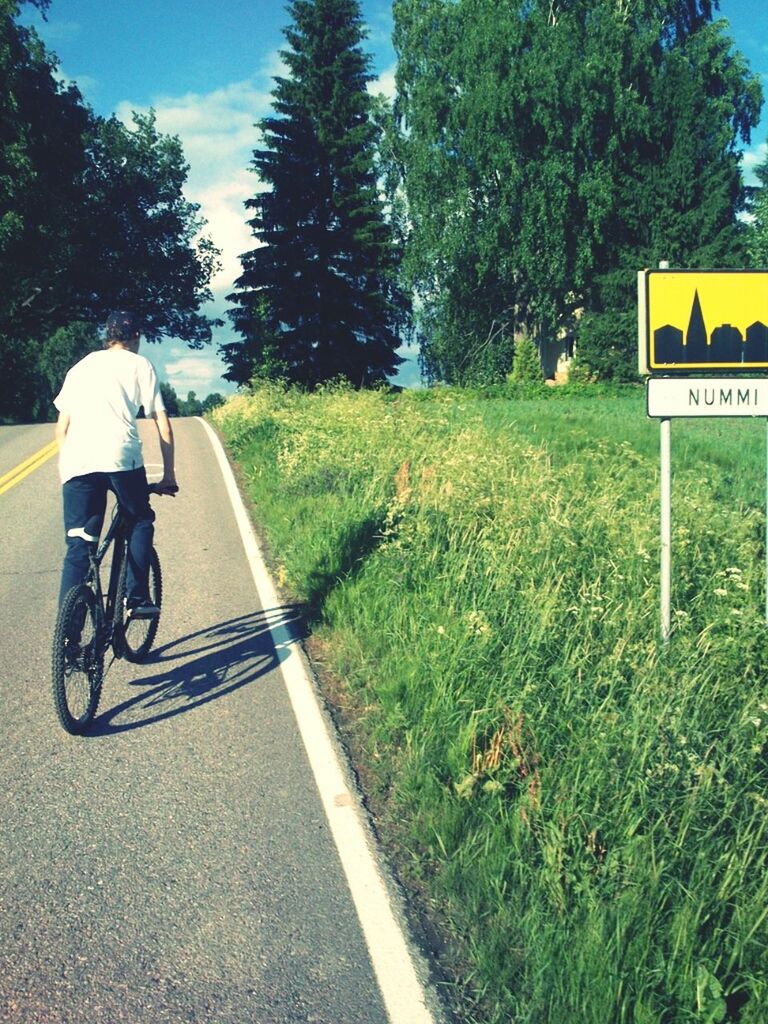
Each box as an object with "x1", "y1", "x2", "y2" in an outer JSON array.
[
  {"x1": 52, "y1": 585, "x2": 103, "y2": 735},
  {"x1": 114, "y1": 547, "x2": 162, "y2": 662}
]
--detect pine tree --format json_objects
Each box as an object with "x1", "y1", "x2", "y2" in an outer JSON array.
[{"x1": 226, "y1": 0, "x2": 406, "y2": 388}]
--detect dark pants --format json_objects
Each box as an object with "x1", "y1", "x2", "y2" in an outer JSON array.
[{"x1": 60, "y1": 468, "x2": 155, "y2": 607}]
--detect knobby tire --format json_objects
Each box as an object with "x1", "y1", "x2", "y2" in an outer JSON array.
[
  {"x1": 113, "y1": 546, "x2": 162, "y2": 662},
  {"x1": 52, "y1": 585, "x2": 103, "y2": 735}
]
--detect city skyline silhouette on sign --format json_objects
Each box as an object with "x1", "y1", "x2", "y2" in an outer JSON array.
[{"x1": 653, "y1": 288, "x2": 768, "y2": 366}]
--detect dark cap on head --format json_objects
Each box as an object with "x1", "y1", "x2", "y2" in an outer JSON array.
[{"x1": 105, "y1": 310, "x2": 142, "y2": 342}]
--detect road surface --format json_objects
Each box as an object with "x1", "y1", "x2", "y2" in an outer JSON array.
[{"x1": 0, "y1": 418, "x2": 439, "y2": 1024}]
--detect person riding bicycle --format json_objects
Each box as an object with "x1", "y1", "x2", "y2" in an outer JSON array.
[{"x1": 54, "y1": 310, "x2": 177, "y2": 617}]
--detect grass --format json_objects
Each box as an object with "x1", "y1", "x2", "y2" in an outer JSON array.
[{"x1": 213, "y1": 382, "x2": 768, "y2": 1024}]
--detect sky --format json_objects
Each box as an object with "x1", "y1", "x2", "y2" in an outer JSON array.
[{"x1": 20, "y1": 0, "x2": 768, "y2": 397}]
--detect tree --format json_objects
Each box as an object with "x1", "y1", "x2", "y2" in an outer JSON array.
[
  {"x1": 0, "y1": 1, "x2": 91, "y2": 417},
  {"x1": 74, "y1": 111, "x2": 221, "y2": 346},
  {"x1": 220, "y1": 295, "x2": 284, "y2": 385},
  {"x1": 0, "y1": 2, "x2": 222, "y2": 420},
  {"x1": 226, "y1": 0, "x2": 407, "y2": 388},
  {"x1": 392, "y1": 0, "x2": 762, "y2": 383},
  {"x1": 159, "y1": 381, "x2": 180, "y2": 416},
  {"x1": 575, "y1": 8, "x2": 761, "y2": 378},
  {"x1": 508, "y1": 335, "x2": 543, "y2": 386},
  {"x1": 37, "y1": 321, "x2": 101, "y2": 420},
  {"x1": 747, "y1": 146, "x2": 768, "y2": 268},
  {"x1": 201, "y1": 392, "x2": 225, "y2": 413},
  {"x1": 179, "y1": 391, "x2": 203, "y2": 417}
]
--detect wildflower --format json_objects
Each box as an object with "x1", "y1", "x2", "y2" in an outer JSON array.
[
  {"x1": 465, "y1": 610, "x2": 493, "y2": 639},
  {"x1": 713, "y1": 588, "x2": 728, "y2": 597}
]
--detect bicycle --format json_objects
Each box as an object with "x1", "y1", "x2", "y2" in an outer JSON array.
[{"x1": 51, "y1": 483, "x2": 175, "y2": 734}]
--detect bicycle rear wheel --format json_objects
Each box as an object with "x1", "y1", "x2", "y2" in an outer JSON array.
[
  {"x1": 114, "y1": 546, "x2": 162, "y2": 662},
  {"x1": 52, "y1": 585, "x2": 103, "y2": 734}
]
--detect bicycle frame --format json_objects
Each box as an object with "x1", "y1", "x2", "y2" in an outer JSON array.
[{"x1": 85, "y1": 502, "x2": 130, "y2": 654}]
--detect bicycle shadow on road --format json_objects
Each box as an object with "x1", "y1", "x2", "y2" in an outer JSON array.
[{"x1": 88, "y1": 606, "x2": 307, "y2": 736}]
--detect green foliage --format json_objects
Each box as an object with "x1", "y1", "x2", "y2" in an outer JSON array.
[
  {"x1": 159, "y1": 381, "x2": 180, "y2": 416},
  {"x1": 77, "y1": 111, "x2": 221, "y2": 346},
  {"x1": 220, "y1": 295, "x2": 284, "y2": 386},
  {"x1": 508, "y1": 335, "x2": 543, "y2": 385},
  {"x1": 226, "y1": 0, "x2": 407, "y2": 389},
  {"x1": 393, "y1": 0, "x2": 762, "y2": 383},
  {"x1": 572, "y1": 311, "x2": 638, "y2": 383},
  {"x1": 179, "y1": 390, "x2": 203, "y2": 417},
  {"x1": 216, "y1": 385, "x2": 768, "y2": 1023},
  {"x1": 159, "y1": 380, "x2": 227, "y2": 417},
  {"x1": 747, "y1": 145, "x2": 768, "y2": 268},
  {"x1": 201, "y1": 392, "x2": 225, "y2": 413},
  {"x1": 37, "y1": 321, "x2": 101, "y2": 420},
  {"x1": 0, "y1": 4, "x2": 221, "y2": 421}
]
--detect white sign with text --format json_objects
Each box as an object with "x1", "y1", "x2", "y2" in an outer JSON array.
[{"x1": 647, "y1": 377, "x2": 768, "y2": 418}]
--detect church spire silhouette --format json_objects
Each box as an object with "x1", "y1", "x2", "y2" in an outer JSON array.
[{"x1": 685, "y1": 289, "x2": 708, "y2": 362}]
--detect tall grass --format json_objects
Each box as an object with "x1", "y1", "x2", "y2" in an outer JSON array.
[{"x1": 214, "y1": 384, "x2": 768, "y2": 1023}]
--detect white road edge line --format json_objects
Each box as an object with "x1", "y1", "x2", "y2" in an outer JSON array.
[{"x1": 197, "y1": 417, "x2": 439, "y2": 1024}]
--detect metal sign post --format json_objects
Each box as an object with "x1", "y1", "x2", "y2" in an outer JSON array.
[
  {"x1": 660, "y1": 417, "x2": 672, "y2": 642},
  {"x1": 639, "y1": 265, "x2": 768, "y2": 642},
  {"x1": 647, "y1": 381, "x2": 768, "y2": 641}
]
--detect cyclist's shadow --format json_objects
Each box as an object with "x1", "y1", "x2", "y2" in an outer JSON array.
[{"x1": 88, "y1": 606, "x2": 307, "y2": 736}]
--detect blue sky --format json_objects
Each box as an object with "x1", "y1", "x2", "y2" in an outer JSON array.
[{"x1": 21, "y1": 0, "x2": 768, "y2": 396}]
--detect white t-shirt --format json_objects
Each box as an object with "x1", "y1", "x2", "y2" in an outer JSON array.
[{"x1": 54, "y1": 348, "x2": 165, "y2": 484}]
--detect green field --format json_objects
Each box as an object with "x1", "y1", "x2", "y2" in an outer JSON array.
[{"x1": 214, "y1": 384, "x2": 768, "y2": 1024}]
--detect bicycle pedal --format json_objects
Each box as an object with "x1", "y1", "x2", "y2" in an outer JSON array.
[{"x1": 127, "y1": 602, "x2": 160, "y2": 620}]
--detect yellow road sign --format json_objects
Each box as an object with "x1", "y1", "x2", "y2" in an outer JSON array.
[{"x1": 638, "y1": 269, "x2": 768, "y2": 374}]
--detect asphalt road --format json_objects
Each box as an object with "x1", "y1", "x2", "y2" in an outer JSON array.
[{"x1": 0, "y1": 419, "x2": 430, "y2": 1024}]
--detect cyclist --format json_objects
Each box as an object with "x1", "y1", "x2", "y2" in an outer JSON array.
[{"x1": 54, "y1": 310, "x2": 177, "y2": 617}]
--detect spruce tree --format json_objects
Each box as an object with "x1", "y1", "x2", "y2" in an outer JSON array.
[{"x1": 227, "y1": 0, "x2": 406, "y2": 388}]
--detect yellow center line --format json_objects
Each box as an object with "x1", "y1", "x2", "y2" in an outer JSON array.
[{"x1": 0, "y1": 440, "x2": 58, "y2": 497}]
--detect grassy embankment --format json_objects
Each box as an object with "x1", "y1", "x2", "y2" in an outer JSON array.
[{"x1": 213, "y1": 383, "x2": 768, "y2": 1024}]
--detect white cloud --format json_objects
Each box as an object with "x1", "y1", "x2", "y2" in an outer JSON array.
[
  {"x1": 194, "y1": 170, "x2": 259, "y2": 297},
  {"x1": 115, "y1": 78, "x2": 270, "y2": 194},
  {"x1": 53, "y1": 66, "x2": 99, "y2": 100},
  {"x1": 369, "y1": 64, "x2": 397, "y2": 101},
  {"x1": 113, "y1": 50, "x2": 288, "y2": 308},
  {"x1": 114, "y1": 66, "x2": 281, "y2": 393},
  {"x1": 165, "y1": 355, "x2": 221, "y2": 388},
  {"x1": 151, "y1": 344, "x2": 231, "y2": 398},
  {"x1": 742, "y1": 142, "x2": 768, "y2": 187}
]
